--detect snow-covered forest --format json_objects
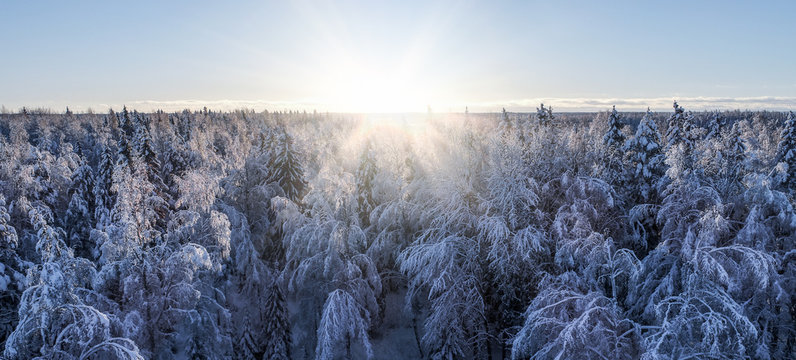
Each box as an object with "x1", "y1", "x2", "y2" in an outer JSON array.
[{"x1": 0, "y1": 102, "x2": 793, "y2": 359}]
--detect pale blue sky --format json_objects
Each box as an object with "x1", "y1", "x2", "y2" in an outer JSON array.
[{"x1": 1, "y1": 0, "x2": 794, "y2": 112}]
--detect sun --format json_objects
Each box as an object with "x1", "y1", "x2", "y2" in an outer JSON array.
[{"x1": 322, "y1": 63, "x2": 428, "y2": 113}]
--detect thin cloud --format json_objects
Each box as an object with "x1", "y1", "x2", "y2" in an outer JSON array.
[
  {"x1": 471, "y1": 96, "x2": 796, "y2": 112},
  {"x1": 5, "y1": 96, "x2": 796, "y2": 114}
]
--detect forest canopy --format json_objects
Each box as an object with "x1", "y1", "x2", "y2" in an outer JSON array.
[{"x1": 0, "y1": 103, "x2": 793, "y2": 359}]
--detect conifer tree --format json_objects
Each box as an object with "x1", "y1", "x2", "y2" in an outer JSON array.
[
  {"x1": 93, "y1": 145, "x2": 114, "y2": 216},
  {"x1": 721, "y1": 121, "x2": 746, "y2": 188},
  {"x1": 263, "y1": 276, "x2": 291, "y2": 360},
  {"x1": 498, "y1": 108, "x2": 513, "y2": 135},
  {"x1": 603, "y1": 106, "x2": 625, "y2": 149},
  {"x1": 65, "y1": 157, "x2": 95, "y2": 258},
  {"x1": 132, "y1": 114, "x2": 169, "y2": 229},
  {"x1": 537, "y1": 103, "x2": 554, "y2": 126},
  {"x1": 666, "y1": 100, "x2": 686, "y2": 150},
  {"x1": 706, "y1": 111, "x2": 724, "y2": 140},
  {"x1": 777, "y1": 111, "x2": 796, "y2": 190},
  {"x1": 268, "y1": 127, "x2": 306, "y2": 203},
  {"x1": 623, "y1": 108, "x2": 665, "y2": 202},
  {"x1": 602, "y1": 105, "x2": 626, "y2": 186}
]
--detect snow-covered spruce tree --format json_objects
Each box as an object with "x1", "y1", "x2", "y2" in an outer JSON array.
[
  {"x1": 139, "y1": 119, "x2": 170, "y2": 235},
  {"x1": 537, "y1": 103, "x2": 554, "y2": 127},
  {"x1": 116, "y1": 130, "x2": 133, "y2": 170},
  {"x1": 0, "y1": 195, "x2": 23, "y2": 349},
  {"x1": 262, "y1": 271, "x2": 291, "y2": 360},
  {"x1": 93, "y1": 144, "x2": 115, "y2": 226},
  {"x1": 775, "y1": 111, "x2": 796, "y2": 190},
  {"x1": 160, "y1": 136, "x2": 191, "y2": 202},
  {"x1": 119, "y1": 106, "x2": 135, "y2": 141},
  {"x1": 601, "y1": 105, "x2": 626, "y2": 186},
  {"x1": 269, "y1": 126, "x2": 306, "y2": 203},
  {"x1": 604, "y1": 106, "x2": 626, "y2": 149},
  {"x1": 716, "y1": 121, "x2": 747, "y2": 196},
  {"x1": 218, "y1": 204, "x2": 269, "y2": 360},
  {"x1": 64, "y1": 157, "x2": 95, "y2": 259},
  {"x1": 132, "y1": 113, "x2": 170, "y2": 214},
  {"x1": 705, "y1": 110, "x2": 725, "y2": 140},
  {"x1": 623, "y1": 108, "x2": 666, "y2": 202},
  {"x1": 101, "y1": 159, "x2": 161, "y2": 264},
  {"x1": 222, "y1": 129, "x2": 284, "y2": 261},
  {"x1": 665, "y1": 100, "x2": 687, "y2": 150},
  {"x1": 665, "y1": 102, "x2": 700, "y2": 180},
  {"x1": 29, "y1": 147, "x2": 59, "y2": 211}
]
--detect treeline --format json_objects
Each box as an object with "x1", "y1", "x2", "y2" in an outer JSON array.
[{"x1": 0, "y1": 103, "x2": 793, "y2": 359}]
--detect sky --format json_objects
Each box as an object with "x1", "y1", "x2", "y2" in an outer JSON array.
[{"x1": 1, "y1": 0, "x2": 795, "y2": 113}]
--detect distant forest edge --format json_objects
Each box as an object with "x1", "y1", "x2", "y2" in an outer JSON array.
[{"x1": 0, "y1": 101, "x2": 793, "y2": 359}]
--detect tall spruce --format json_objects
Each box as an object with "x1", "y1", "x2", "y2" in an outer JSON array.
[
  {"x1": 623, "y1": 108, "x2": 665, "y2": 202},
  {"x1": 777, "y1": 111, "x2": 796, "y2": 190},
  {"x1": 268, "y1": 127, "x2": 306, "y2": 203},
  {"x1": 602, "y1": 105, "x2": 626, "y2": 186},
  {"x1": 64, "y1": 157, "x2": 94, "y2": 258}
]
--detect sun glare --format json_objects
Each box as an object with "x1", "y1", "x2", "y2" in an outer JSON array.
[{"x1": 322, "y1": 62, "x2": 430, "y2": 113}]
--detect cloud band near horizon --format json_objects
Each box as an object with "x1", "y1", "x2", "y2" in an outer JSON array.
[{"x1": 2, "y1": 96, "x2": 795, "y2": 114}]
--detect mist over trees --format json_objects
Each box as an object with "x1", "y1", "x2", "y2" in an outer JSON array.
[{"x1": 0, "y1": 104, "x2": 793, "y2": 359}]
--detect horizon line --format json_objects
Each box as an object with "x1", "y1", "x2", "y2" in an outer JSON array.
[{"x1": 2, "y1": 95, "x2": 795, "y2": 114}]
